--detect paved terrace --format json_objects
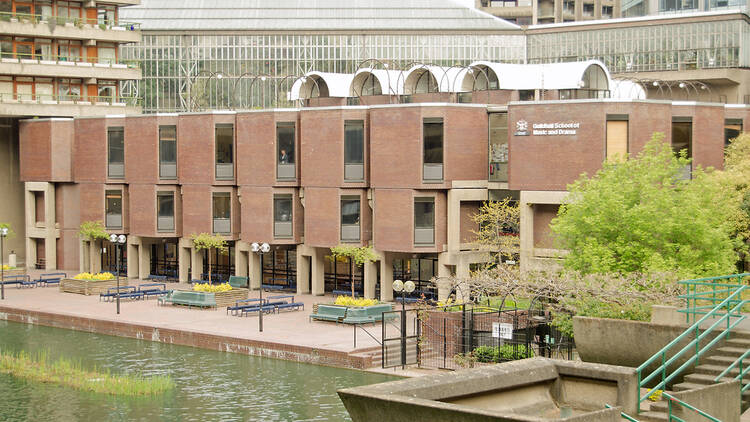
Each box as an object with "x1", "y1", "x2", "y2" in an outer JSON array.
[{"x1": 0, "y1": 270, "x2": 412, "y2": 372}]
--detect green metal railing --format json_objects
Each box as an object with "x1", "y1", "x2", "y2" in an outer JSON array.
[
  {"x1": 636, "y1": 284, "x2": 747, "y2": 412},
  {"x1": 678, "y1": 273, "x2": 750, "y2": 324},
  {"x1": 662, "y1": 392, "x2": 721, "y2": 421},
  {"x1": 0, "y1": 11, "x2": 140, "y2": 30},
  {"x1": 714, "y1": 348, "x2": 750, "y2": 392},
  {"x1": 605, "y1": 404, "x2": 641, "y2": 421}
]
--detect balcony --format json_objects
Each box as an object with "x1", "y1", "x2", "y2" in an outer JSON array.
[
  {"x1": 414, "y1": 227, "x2": 435, "y2": 245},
  {"x1": 0, "y1": 55, "x2": 141, "y2": 80},
  {"x1": 423, "y1": 163, "x2": 443, "y2": 182},
  {"x1": 274, "y1": 221, "x2": 293, "y2": 238},
  {"x1": 341, "y1": 224, "x2": 360, "y2": 242},
  {"x1": 344, "y1": 163, "x2": 364, "y2": 181},
  {"x1": 157, "y1": 216, "x2": 175, "y2": 232},
  {"x1": 0, "y1": 92, "x2": 140, "y2": 117},
  {"x1": 106, "y1": 213, "x2": 122, "y2": 229},
  {"x1": 0, "y1": 12, "x2": 141, "y2": 43},
  {"x1": 213, "y1": 218, "x2": 230, "y2": 234}
]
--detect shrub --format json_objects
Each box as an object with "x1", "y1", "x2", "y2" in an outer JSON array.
[
  {"x1": 472, "y1": 344, "x2": 534, "y2": 363},
  {"x1": 334, "y1": 296, "x2": 378, "y2": 307},
  {"x1": 73, "y1": 272, "x2": 114, "y2": 281},
  {"x1": 192, "y1": 283, "x2": 232, "y2": 293},
  {"x1": 551, "y1": 298, "x2": 652, "y2": 339},
  {"x1": 1, "y1": 265, "x2": 15, "y2": 270}
]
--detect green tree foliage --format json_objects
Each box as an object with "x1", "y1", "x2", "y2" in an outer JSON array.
[
  {"x1": 329, "y1": 245, "x2": 377, "y2": 297},
  {"x1": 77, "y1": 221, "x2": 109, "y2": 241},
  {"x1": 471, "y1": 198, "x2": 520, "y2": 263},
  {"x1": 191, "y1": 233, "x2": 228, "y2": 283},
  {"x1": 550, "y1": 133, "x2": 738, "y2": 278}
]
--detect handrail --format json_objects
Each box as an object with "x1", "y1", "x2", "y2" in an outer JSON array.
[
  {"x1": 636, "y1": 285, "x2": 747, "y2": 412},
  {"x1": 1, "y1": 52, "x2": 139, "y2": 68},
  {"x1": 0, "y1": 10, "x2": 140, "y2": 30},
  {"x1": 678, "y1": 273, "x2": 750, "y2": 284},
  {"x1": 714, "y1": 348, "x2": 750, "y2": 392},
  {"x1": 353, "y1": 323, "x2": 381, "y2": 348},
  {"x1": 679, "y1": 273, "x2": 749, "y2": 324},
  {"x1": 0, "y1": 92, "x2": 140, "y2": 107},
  {"x1": 604, "y1": 404, "x2": 640, "y2": 422},
  {"x1": 662, "y1": 392, "x2": 721, "y2": 422}
]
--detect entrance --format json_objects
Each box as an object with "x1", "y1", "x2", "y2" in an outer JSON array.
[
  {"x1": 101, "y1": 240, "x2": 127, "y2": 276},
  {"x1": 261, "y1": 246, "x2": 296, "y2": 290},
  {"x1": 324, "y1": 255, "x2": 364, "y2": 296},
  {"x1": 202, "y1": 241, "x2": 234, "y2": 283},
  {"x1": 392, "y1": 256, "x2": 438, "y2": 300},
  {"x1": 150, "y1": 240, "x2": 178, "y2": 280}
]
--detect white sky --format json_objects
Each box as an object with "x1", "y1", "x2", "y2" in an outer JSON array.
[{"x1": 453, "y1": 0, "x2": 476, "y2": 7}]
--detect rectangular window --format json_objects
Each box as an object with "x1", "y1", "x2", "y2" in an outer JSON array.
[
  {"x1": 423, "y1": 118, "x2": 443, "y2": 181},
  {"x1": 97, "y1": 43, "x2": 116, "y2": 65},
  {"x1": 105, "y1": 190, "x2": 122, "y2": 229},
  {"x1": 212, "y1": 192, "x2": 231, "y2": 234},
  {"x1": 606, "y1": 115, "x2": 629, "y2": 161},
  {"x1": 57, "y1": 39, "x2": 81, "y2": 62},
  {"x1": 340, "y1": 196, "x2": 361, "y2": 242},
  {"x1": 107, "y1": 127, "x2": 124, "y2": 179},
  {"x1": 157, "y1": 192, "x2": 174, "y2": 232},
  {"x1": 277, "y1": 122, "x2": 295, "y2": 180},
  {"x1": 414, "y1": 197, "x2": 435, "y2": 245},
  {"x1": 672, "y1": 118, "x2": 692, "y2": 180},
  {"x1": 215, "y1": 124, "x2": 234, "y2": 180},
  {"x1": 59, "y1": 78, "x2": 82, "y2": 100},
  {"x1": 97, "y1": 5, "x2": 116, "y2": 26},
  {"x1": 518, "y1": 90, "x2": 534, "y2": 101},
  {"x1": 159, "y1": 125, "x2": 177, "y2": 179},
  {"x1": 344, "y1": 120, "x2": 364, "y2": 181},
  {"x1": 724, "y1": 119, "x2": 742, "y2": 148},
  {"x1": 97, "y1": 80, "x2": 117, "y2": 100},
  {"x1": 489, "y1": 113, "x2": 508, "y2": 182},
  {"x1": 273, "y1": 194, "x2": 293, "y2": 238}
]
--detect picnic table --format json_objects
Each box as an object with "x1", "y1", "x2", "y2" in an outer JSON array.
[
  {"x1": 138, "y1": 282, "x2": 168, "y2": 298},
  {"x1": 36, "y1": 272, "x2": 67, "y2": 287}
]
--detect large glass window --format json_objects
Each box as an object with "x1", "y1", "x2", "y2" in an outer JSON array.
[
  {"x1": 274, "y1": 195, "x2": 293, "y2": 238},
  {"x1": 212, "y1": 192, "x2": 231, "y2": 234},
  {"x1": 344, "y1": 120, "x2": 364, "y2": 181},
  {"x1": 340, "y1": 196, "x2": 360, "y2": 242},
  {"x1": 414, "y1": 197, "x2": 435, "y2": 245},
  {"x1": 423, "y1": 118, "x2": 443, "y2": 181},
  {"x1": 105, "y1": 190, "x2": 122, "y2": 229},
  {"x1": 489, "y1": 113, "x2": 508, "y2": 182},
  {"x1": 724, "y1": 119, "x2": 742, "y2": 148},
  {"x1": 215, "y1": 124, "x2": 233, "y2": 180},
  {"x1": 107, "y1": 127, "x2": 124, "y2": 179},
  {"x1": 159, "y1": 125, "x2": 177, "y2": 179},
  {"x1": 277, "y1": 122, "x2": 295, "y2": 180},
  {"x1": 157, "y1": 191, "x2": 174, "y2": 232},
  {"x1": 672, "y1": 118, "x2": 692, "y2": 180}
]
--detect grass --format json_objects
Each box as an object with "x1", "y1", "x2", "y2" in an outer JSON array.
[{"x1": 0, "y1": 349, "x2": 174, "y2": 396}]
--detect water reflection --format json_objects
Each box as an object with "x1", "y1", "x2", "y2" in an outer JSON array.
[{"x1": 0, "y1": 320, "x2": 397, "y2": 421}]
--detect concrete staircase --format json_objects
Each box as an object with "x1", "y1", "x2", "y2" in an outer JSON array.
[{"x1": 638, "y1": 331, "x2": 750, "y2": 421}]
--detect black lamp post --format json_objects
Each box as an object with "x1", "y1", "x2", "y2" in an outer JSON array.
[
  {"x1": 251, "y1": 242, "x2": 270, "y2": 332},
  {"x1": 109, "y1": 233, "x2": 127, "y2": 314},
  {"x1": 392, "y1": 279, "x2": 415, "y2": 369},
  {"x1": 0, "y1": 227, "x2": 8, "y2": 300}
]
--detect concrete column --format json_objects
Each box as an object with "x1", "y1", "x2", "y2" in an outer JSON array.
[
  {"x1": 23, "y1": 186, "x2": 34, "y2": 270},
  {"x1": 127, "y1": 236, "x2": 140, "y2": 279},
  {"x1": 447, "y1": 189, "x2": 460, "y2": 253},
  {"x1": 43, "y1": 183, "x2": 56, "y2": 270},
  {"x1": 295, "y1": 245, "x2": 311, "y2": 294},
  {"x1": 236, "y1": 250, "x2": 248, "y2": 278},
  {"x1": 455, "y1": 259, "x2": 471, "y2": 303},
  {"x1": 379, "y1": 252, "x2": 393, "y2": 302},
  {"x1": 138, "y1": 239, "x2": 150, "y2": 280},
  {"x1": 519, "y1": 193, "x2": 535, "y2": 274},
  {"x1": 248, "y1": 252, "x2": 261, "y2": 290},
  {"x1": 178, "y1": 238, "x2": 191, "y2": 283},
  {"x1": 363, "y1": 260, "x2": 378, "y2": 299},
  {"x1": 191, "y1": 247, "x2": 203, "y2": 282},
  {"x1": 79, "y1": 240, "x2": 87, "y2": 272},
  {"x1": 311, "y1": 248, "x2": 325, "y2": 296},
  {"x1": 26, "y1": 237, "x2": 36, "y2": 272},
  {"x1": 89, "y1": 240, "x2": 101, "y2": 273},
  {"x1": 437, "y1": 261, "x2": 454, "y2": 302}
]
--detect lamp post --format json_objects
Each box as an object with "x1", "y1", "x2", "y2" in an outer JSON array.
[
  {"x1": 109, "y1": 233, "x2": 127, "y2": 314},
  {"x1": 189, "y1": 70, "x2": 224, "y2": 111},
  {"x1": 230, "y1": 73, "x2": 268, "y2": 110},
  {"x1": 0, "y1": 227, "x2": 8, "y2": 300},
  {"x1": 251, "y1": 242, "x2": 271, "y2": 332},
  {"x1": 392, "y1": 279, "x2": 415, "y2": 369}
]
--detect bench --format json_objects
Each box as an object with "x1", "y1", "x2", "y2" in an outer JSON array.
[
  {"x1": 240, "y1": 304, "x2": 276, "y2": 317},
  {"x1": 100, "y1": 286, "x2": 139, "y2": 302},
  {"x1": 147, "y1": 275, "x2": 167, "y2": 282},
  {"x1": 342, "y1": 307, "x2": 375, "y2": 325},
  {"x1": 227, "y1": 298, "x2": 263, "y2": 316},
  {"x1": 1, "y1": 275, "x2": 35, "y2": 288},
  {"x1": 266, "y1": 294, "x2": 305, "y2": 312},
  {"x1": 158, "y1": 290, "x2": 216, "y2": 308},
  {"x1": 309, "y1": 304, "x2": 348, "y2": 323},
  {"x1": 261, "y1": 283, "x2": 285, "y2": 291},
  {"x1": 365, "y1": 304, "x2": 395, "y2": 322},
  {"x1": 138, "y1": 283, "x2": 168, "y2": 298},
  {"x1": 36, "y1": 272, "x2": 67, "y2": 287},
  {"x1": 228, "y1": 275, "x2": 248, "y2": 289},
  {"x1": 333, "y1": 289, "x2": 359, "y2": 297},
  {"x1": 395, "y1": 296, "x2": 420, "y2": 304}
]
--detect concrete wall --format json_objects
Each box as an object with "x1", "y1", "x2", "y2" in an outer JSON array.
[
  {"x1": 0, "y1": 119, "x2": 25, "y2": 265},
  {"x1": 670, "y1": 381, "x2": 741, "y2": 422}
]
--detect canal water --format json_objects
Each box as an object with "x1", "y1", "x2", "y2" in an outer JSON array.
[{"x1": 0, "y1": 320, "x2": 398, "y2": 421}]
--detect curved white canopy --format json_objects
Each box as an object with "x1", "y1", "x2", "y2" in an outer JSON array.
[
  {"x1": 403, "y1": 65, "x2": 469, "y2": 94},
  {"x1": 610, "y1": 79, "x2": 647, "y2": 100},
  {"x1": 462, "y1": 60, "x2": 611, "y2": 91},
  {"x1": 289, "y1": 71, "x2": 354, "y2": 100},
  {"x1": 349, "y1": 68, "x2": 404, "y2": 96}
]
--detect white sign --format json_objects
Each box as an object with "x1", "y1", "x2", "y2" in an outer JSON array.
[
  {"x1": 531, "y1": 122, "x2": 580, "y2": 136},
  {"x1": 492, "y1": 322, "x2": 514, "y2": 340}
]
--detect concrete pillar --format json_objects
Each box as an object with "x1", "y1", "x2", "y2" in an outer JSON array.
[
  {"x1": 79, "y1": 240, "x2": 87, "y2": 272},
  {"x1": 519, "y1": 193, "x2": 535, "y2": 274},
  {"x1": 437, "y1": 261, "x2": 454, "y2": 302},
  {"x1": 191, "y1": 247, "x2": 203, "y2": 282},
  {"x1": 248, "y1": 251, "x2": 261, "y2": 290},
  {"x1": 127, "y1": 236, "x2": 140, "y2": 279},
  {"x1": 43, "y1": 183, "x2": 56, "y2": 270},
  {"x1": 296, "y1": 245, "x2": 311, "y2": 294},
  {"x1": 26, "y1": 237, "x2": 36, "y2": 272},
  {"x1": 236, "y1": 250, "x2": 248, "y2": 278},
  {"x1": 138, "y1": 239, "x2": 150, "y2": 280},
  {"x1": 455, "y1": 259, "x2": 471, "y2": 303},
  {"x1": 379, "y1": 252, "x2": 393, "y2": 302},
  {"x1": 89, "y1": 240, "x2": 101, "y2": 273},
  {"x1": 178, "y1": 238, "x2": 191, "y2": 283},
  {"x1": 23, "y1": 186, "x2": 34, "y2": 270},
  {"x1": 364, "y1": 260, "x2": 378, "y2": 299},
  {"x1": 311, "y1": 248, "x2": 325, "y2": 296}
]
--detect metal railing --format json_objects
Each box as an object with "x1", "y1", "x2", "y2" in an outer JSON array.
[
  {"x1": 678, "y1": 273, "x2": 750, "y2": 323},
  {"x1": 0, "y1": 92, "x2": 140, "y2": 107},
  {"x1": 1, "y1": 52, "x2": 139, "y2": 68},
  {"x1": 714, "y1": 348, "x2": 750, "y2": 392},
  {"x1": 662, "y1": 392, "x2": 721, "y2": 422},
  {"x1": 636, "y1": 283, "x2": 747, "y2": 412},
  {"x1": 604, "y1": 404, "x2": 640, "y2": 421},
  {"x1": 0, "y1": 11, "x2": 140, "y2": 30}
]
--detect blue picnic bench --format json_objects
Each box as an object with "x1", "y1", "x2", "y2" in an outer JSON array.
[
  {"x1": 36, "y1": 272, "x2": 66, "y2": 287},
  {"x1": 100, "y1": 286, "x2": 143, "y2": 302},
  {"x1": 267, "y1": 295, "x2": 304, "y2": 312},
  {"x1": 239, "y1": 303, "x2": 276, "y2": 317},
  {"x1": 1, "y1": 275, "x2": 35, "y2": 288},
  {"x1": 138, "y1": 283, "x2": 168, "y2": 298},
  {"x1": 227, "y1": 298, "x2": 263, "y2": 316},
  {"x1": 333, "y1": 289, "x2": 360, "y2": 297},
  {"x1": 147, "y1": 274, "x2": 167, "y2": 282}
]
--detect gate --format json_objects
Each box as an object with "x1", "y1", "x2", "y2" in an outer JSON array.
[{"x1": 381, "y1": 308, "x2": 420, "y2": 369}]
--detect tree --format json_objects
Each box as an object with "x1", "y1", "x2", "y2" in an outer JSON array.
[
  {"x1": 191, "y1": 233, "x2": 228, "y2": 283},
  {"x1": 78, "y1": 221, "x2": 109, "y2": 241},
  {"x1": 0, "y1": 222, "x2": 14, "y2": 238},
  {"x1": 550, "y1": 133, "x2": 738, "y2": 278},
  {"x1": 329, "y1": 245, "x2": 378, "y2": 297}
]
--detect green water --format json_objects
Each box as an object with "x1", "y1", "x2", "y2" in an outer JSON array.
[{"x1": 0, "y1": 320, "x2": 398, "y2": 421}]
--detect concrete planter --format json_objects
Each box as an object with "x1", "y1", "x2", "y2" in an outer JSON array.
[
  {"x1": 1, "y1": 268, "x2": 26, "y2": 280},
  {"x1": 212, "y1": 288, "x2": 249, "y2": 307},
  {"x1": 60, "y1": 278, "x2": 118, "y2": 295}
]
